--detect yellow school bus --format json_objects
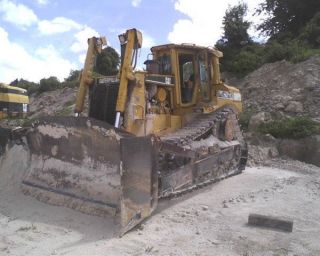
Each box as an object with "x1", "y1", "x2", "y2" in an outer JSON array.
[{"x1": 0, "y1": 83, "x2": 29, "y2": 119}]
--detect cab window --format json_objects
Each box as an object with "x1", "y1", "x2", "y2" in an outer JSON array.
[
  {"x1": 198, "y1": 53, "x2": 210, "y2": 101},
  {"x1": 179, "y1": 54, "x2": 195, "y2": 104}
]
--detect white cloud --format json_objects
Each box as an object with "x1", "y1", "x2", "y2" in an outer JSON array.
[
  {"x1": 38, "y1": 17, "x2": 82, "y2": 35},
  {"x1": 140, "y1": 30, "x2": 156, "y2": 49},
  {"x1": 0, "y1": 0, "x2": 38, "y2": 29},
  {"x1": 70, "y1": 26, "x2": 100, "y2": 53},
  {"x1": 0, "y1": 1, "x2": 101, "y2": 81},
  {"x1": 168, "y1": 0, "x2": 265, "y2": 46},
  {"x1": 36, "y1": 0, "x2": 49, "y2": 5},
  {"x1": 78, "y1": 54, "x2": 86, "y2": 64},
  {"x1": 0, "y1": 27, "x2": 76, "y2": 83},
  {"x1": 132, "y1": 0, "x2": 142, "y2": 7}
]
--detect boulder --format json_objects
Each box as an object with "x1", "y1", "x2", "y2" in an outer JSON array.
[
  {"x1": 247, "y1": 144, "x2": 279, "y2": 166},
  {"x1": 285, "y1": 101, "x2": 304, "y2": 113},
  {"x1": 248, "y1": 112, "x2": 271, "y2": 131},
  {"x1": 274, "y1": 103, "x2": 285, "y2": 110}
]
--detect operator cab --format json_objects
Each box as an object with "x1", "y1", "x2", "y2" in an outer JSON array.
[{"x1": 145, "y1": 44, "x2": 223, "y2": 112}]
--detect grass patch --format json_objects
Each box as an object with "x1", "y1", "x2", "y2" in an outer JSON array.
[
  {"x1": 22, "y1": 117, "x2": 39, "y2": 127},
  {"x1": 258, "y1": 117, "x2": 320, "y2": 139},
  {"x1": 55, "y1": 106, "x2": 73, "y2": 116}
]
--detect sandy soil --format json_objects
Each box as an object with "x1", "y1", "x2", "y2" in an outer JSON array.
[{"x1": 0, "y1": 146, "x2": 320, "y2": 256}]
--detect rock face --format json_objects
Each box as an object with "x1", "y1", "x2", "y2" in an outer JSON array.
[
  {"x1": 230, "y1": 55, "x2": 320, "y2": 120},
  {"x1": 245, "y1": 133, "x2": 279, "y2": 166},
  {"x1": 278, "y1": 135, "x2": 320, "y2": 167},
  {"x1": 224, "y1": 56, "x2": 320, "y2": 166},
  {"x1": 248, "y1": 112, "x2": 271, "y2": 131},
  {"x1": 28, "y1": 87, "x2": 88, "y2": 119},
  {"x1": 285, "y1": 101, "x2": 304, "y2": 113}
]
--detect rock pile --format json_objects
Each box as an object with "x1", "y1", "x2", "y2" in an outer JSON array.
[
  {"x1": 226, "y1": 55, "x2": 320, "y2": 166},
  {"x1": 235, "y1": 55, "x2": 320, "y2": 120}
]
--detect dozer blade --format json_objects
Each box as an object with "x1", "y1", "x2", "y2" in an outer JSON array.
[
  {"x1": 120, "y1": 136, "x2": 158, "y2": 236},
  {"x1": 22, "y1": 116, "x2": 158, "y2": 234}
]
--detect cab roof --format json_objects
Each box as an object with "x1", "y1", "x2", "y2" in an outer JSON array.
[
  {"x1": 150, "y1": 43, "x2": 223, "y2": 58},
  {"x1": 0, "y1": 83, "x2": 27, "y2": 93}
]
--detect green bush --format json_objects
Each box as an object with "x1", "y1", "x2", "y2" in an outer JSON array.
[
  {"x1": 231, "y1": 50, "x2": 262, "y2": 75},
  {"x1": 299, "y1": 12, "x2": 320, "y2": 47},
  {"x1": 289, "y1": 47, "x2": 320, "y2": 63},
  {"x1": 238, "y1": 111, "x2": 254, "y2": 132},
  {"x1": 38, "y1": 76, "x2": 60, "y2": 93},
  {"x1": 22, "y1": 118, "x2": 39, "y2": 127},
  {"x1": 263, "y1": 41, "x2": 290, "y2": 63},
  {"x1": 258, "y1": 117, "x2": 320, "y2": 139},
  {"x1": 262, "y1": 39, "x2": 320, "y2": 64},
  {"x1": 10, "y1": 79, "x2": 39, "y2": 95},
  {"x1": 61, "y1": 80, "x2": 79, "y2": 88}
]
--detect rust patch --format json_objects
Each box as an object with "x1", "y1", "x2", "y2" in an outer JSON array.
[{"x1": 224, "y1": 114, "x2": 236, "y2": 141}]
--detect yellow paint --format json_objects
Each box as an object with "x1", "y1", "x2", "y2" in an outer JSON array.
[
  {"x1": 116, "y1": 29, "x2": 142, "y2": 113},
  {"x1": 75, "y1": 37, "x2": 106, "y2": 114},
  {"x1": 0, "y1": 112, "x2": 7, "y2": 119},
  {"x1": 0, "y1": 83, "x2": 27, "y2": 94},
  {"x1": 145, "y1": 114, "x2": 181, "y2": 136},
  {"x1": 73, "y1": 29, "x2": 244, "y2": 138},
  {"x1": 216, "y1": 98, "x2": 242, "y2": 113},
  {"x1": 156, "y1": 87, "x2": 167, "y2": 102},
  {"x1": 0, "y1": 93, "x2": 29, "y2": 104},
  {"x1": 124, "y1": 42, "x2": 243, "y2": 136},
  {"x1": 0, "y1": 84, "x2": 29, "y2": 120},
  {"x1": 124, "y1": 72, "x2": 147, "y2": 136},
  {"x1": 0, "y1": 111, "x2": 28, "y2": 119}
]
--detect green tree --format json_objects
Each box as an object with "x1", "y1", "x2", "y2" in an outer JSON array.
[
  {"x1": 299, "y1": 12, "x2": 320, "y2": 47},
  {"x1": 216, "y1": 2, "x2": 255, "y2": 74},
  {"x1": 65, "y1": 70, "x2": 81, "y2": 82},
  {"x1": 256, "y1": 0, "x2": 320, "y2": 37},
  {"x1": 216, "y1": 2, "x2": 251, "y2": 49},
  {"x1": 62, "y1": 70, "x2": 81, "y2": 88},
  {"x1": 39, "y1": 76, "x2": 60, "y2": 93},
  {"x1": 95, "y1": 46, "x2": 120, "y2": 76},
  {"x1": 10, "y1": 78, "x2": 39, "y2": 95}
]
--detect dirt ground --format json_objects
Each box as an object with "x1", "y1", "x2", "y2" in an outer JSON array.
[{"x1": 0, "y1": 146, "x2": 320, "y2": 256}]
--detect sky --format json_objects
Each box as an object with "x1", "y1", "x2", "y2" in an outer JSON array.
[{"x1": 0, "y1": 0, "x2": 265, "y2": 83}]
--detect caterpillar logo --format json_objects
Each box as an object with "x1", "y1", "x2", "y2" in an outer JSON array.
[
  {"x1": 0, "y1": 83, "x2": 29, "y2": 119},
  {"x1": 217, "y1": 90, "x2": 242, "y2": 101}
]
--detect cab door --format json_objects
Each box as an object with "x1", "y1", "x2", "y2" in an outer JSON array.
[
  {"x1": 177, "y1": 52, "x2": 197, "y2": 106},
  {"x1": 198, "y1": 52, "x2": 210, "y2": 102}
]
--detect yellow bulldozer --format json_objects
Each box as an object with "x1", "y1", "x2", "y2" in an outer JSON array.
[{"x1": 18, "y1": 28, "x2": 247, "y2": 235}]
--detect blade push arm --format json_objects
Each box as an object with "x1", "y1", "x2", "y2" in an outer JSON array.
[
  {"x1": 74, "y1": 36, "x2": 107, "y2": 115},
  {"x1": 115, "y1": 29, "x2": 142, "y2": 127}
]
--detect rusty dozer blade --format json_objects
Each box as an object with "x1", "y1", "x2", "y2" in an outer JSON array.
[
  {"x1": 22, "y1": 116, "x2": 158, "y2": 234},
  {"x1": 120, "y1": 136, "x2": 158, "y2": 235}
]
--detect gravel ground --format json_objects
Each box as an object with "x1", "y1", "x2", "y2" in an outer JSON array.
[{"x1": 0, "y1": 147, "x2": 320, "y2": 256}]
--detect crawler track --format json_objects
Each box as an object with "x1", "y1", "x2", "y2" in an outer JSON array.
[{"x1": 159, "y1": 106, "x2": 248, "y2": 199}]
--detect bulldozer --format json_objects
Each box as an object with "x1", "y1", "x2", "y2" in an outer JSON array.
[{"x1": 18, "y1": 28, "x2": 247, "y2": 235}]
